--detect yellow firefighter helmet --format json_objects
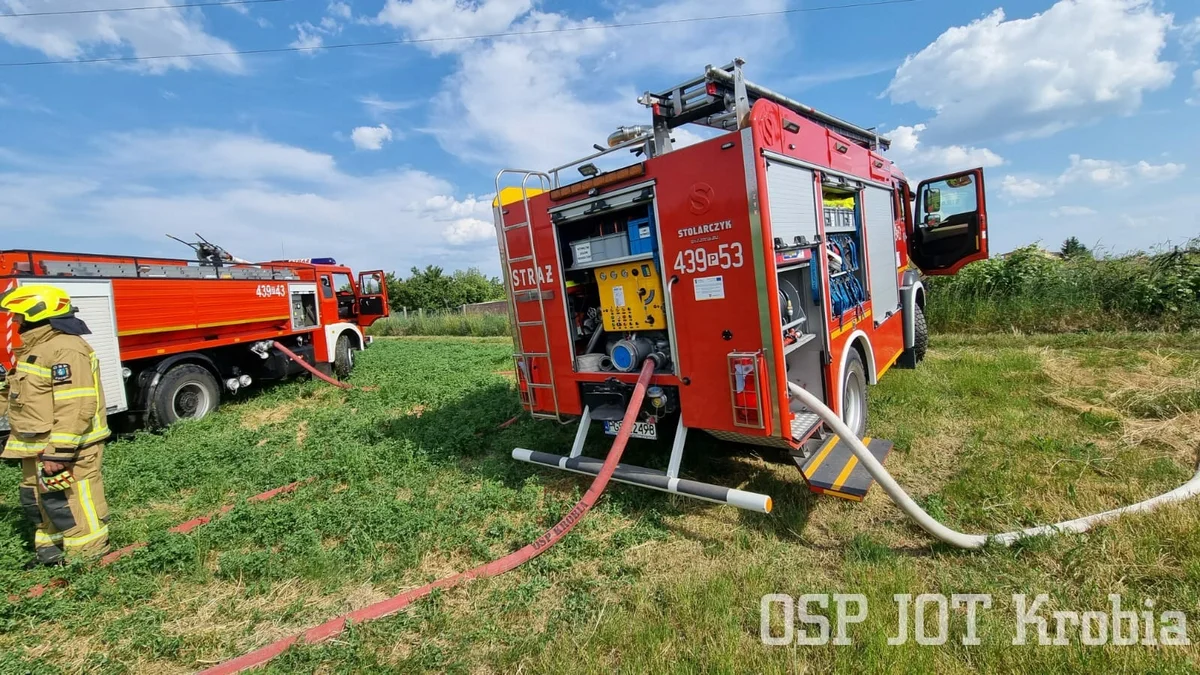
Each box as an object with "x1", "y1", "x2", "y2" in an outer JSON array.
[{"x1": 0, "y1": 284, "x2": 74, "y2": 322}]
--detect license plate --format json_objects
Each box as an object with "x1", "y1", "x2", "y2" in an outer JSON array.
[{"x1": 603, "y1": 420, "x2": 656, "y2": 440}]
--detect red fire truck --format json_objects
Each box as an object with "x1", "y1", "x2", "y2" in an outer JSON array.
[
  {"x1": 1, "y1": 240, "x2": 388, "y2": 429},
  {"x1": 494, "y1": 60, "x2": 989, "y2": 513}
]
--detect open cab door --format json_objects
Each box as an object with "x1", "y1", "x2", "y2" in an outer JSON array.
[
  {"x1": 909, "y1": 168, "x2": 988, "y2": 275},
  {"x1": 356, "y1": 270, "x2": 389, "y2": 326}
]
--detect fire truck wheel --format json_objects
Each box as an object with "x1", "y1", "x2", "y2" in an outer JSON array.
[
  {"x1": 150, "y1": 364, "x2": 220, "y2": 428},
  {"x1": 841, "y1": 349, "x2": 868, "y2": 438},
  {"x1": 913, "y1": 304, "x2": 928, "y2": 363},
  {"x1": 333, "y1": 333, "x2": 355, "y2": 379}
]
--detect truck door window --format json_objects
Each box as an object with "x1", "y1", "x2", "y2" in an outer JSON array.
[
  {"x1": 332, "y1": 273, "x2": 356, "y2": 320},
  {"x1": 320, "y1": 275, "x2": 334, "y2": 299},
  {"x1": 360, "y1": 273, "x2": 382, "y2": 295},
  {"x1": 917, "y1": 176, "x2": 976, "y2": 231},
  {"x1": 910, "y1": 169, "x2": 988, "y2": 275}
]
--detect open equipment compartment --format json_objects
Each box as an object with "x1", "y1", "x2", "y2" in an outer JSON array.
[
  {"x1": 552, "y1": 182, "x2": 673, "y2": 380},
  {"x1": 820, "y1": 183, "x2": 870, "y2": 326}
]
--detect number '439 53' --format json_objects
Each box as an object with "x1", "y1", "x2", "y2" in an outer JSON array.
[{"x1": 673, "y1": 243, "x2": 744, "y2": 275}]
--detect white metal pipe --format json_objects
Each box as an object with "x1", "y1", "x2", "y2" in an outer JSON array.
[{"x1": 787, "y1": 382, "x2": 1200, "y2": 549}]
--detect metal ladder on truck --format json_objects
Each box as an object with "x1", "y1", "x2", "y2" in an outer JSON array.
[
  {"x1": 638, "y1": 58, "x2": 890, "y2": 153},
  {"x1": 494, "y1": 170, "x2": 562, "y2": 422}
]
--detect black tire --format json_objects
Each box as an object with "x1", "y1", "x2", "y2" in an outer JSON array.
[
  {"x1": 840, "y1": 349, "x2": 868, "y2": 439},
  {"x1": 913, "y1": 303, "x2": 929, "y2": 364},
  {"x1": 149, "y1": 364, "x2": 220, "y2": 429},
  {"x1": 333, "y1": 333, "x2": 355, "y2": 380}
]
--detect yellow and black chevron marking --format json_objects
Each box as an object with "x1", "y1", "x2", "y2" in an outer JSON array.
[{"x1": 800, "y1": 435, "x2": 894, "y2": 501}]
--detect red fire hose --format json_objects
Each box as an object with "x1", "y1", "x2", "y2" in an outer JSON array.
[
  {"x1": 272, "y1": 341, "x2": 352, "y2": 389},
  {"x1": 199, "y1": 358, "x2": 657, "y2": 674}
]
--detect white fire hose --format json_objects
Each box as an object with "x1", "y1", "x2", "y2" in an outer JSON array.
[{"x1": 788, "y1": 382, "x2": 1200, "y2": 549}]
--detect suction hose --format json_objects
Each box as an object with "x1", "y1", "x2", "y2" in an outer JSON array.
[
  {"x1": 788, "y1": 382, "x2": 1200, "y2": 548},
  {"x1": 199, "y1": 358, "x2": 657, "y2": 674},
  {"x1": 272, "y1": 340, "x2": 352, "y2": 389}
]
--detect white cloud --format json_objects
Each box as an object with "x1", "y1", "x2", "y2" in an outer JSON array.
[
  {"x1": 328, "y1": 1, "x2": 353, "y2": 20},
  {"x1": 350, "y1": 124, "x2": 394, "y2": 150},
  {"x1": 1181, "y1": 17, "x2": 1200, "y2": 54},
  {"x1": 378, "y1": 0, "x2": 789, "y2": 169},
  {"x1": 443, "y1": 217, "x2": 495, "y2": 244},
  {"x1": 376, "y1": 0, "x2": 533, "y2": 55},
  {"x1": 97, "y1": 130, "x2": 338, "y2": 182},
  {"x1": 886, "y1": 0, "x2": 1175, "y2": 144},
  {"x1": 1001, "y1": 175, "x2": 1055, "y2": 200},
  {"x1": 1060, "y1": 154, "x2": 1185, "y2": 187},
  {"x1": 0, "y1": 0, "x2": 242, "y2": 73},
  {"x1": 1188, "y1": 69, "x2": 1200, "y2": 106},
  {"x1": 1051, "y1": 206, "x2": 1097, "y2": 217},
  {"x1": 999, "y1": 154, "x2": 1186, "y2": 202},
  {"x1": 290, "y1": 22, "x2": 327, "y2": 52},
  {"x1": 290, "y1": 1, "x2": 352, "y2": 53},
  {"x1": 884, "y1": 123, "x2": 1004, "y2": 180},
  {"x1": 359, "y1": 94, "x2": 414, "y2": 121},
  {"x1": 0, "y1": 129, "x2": 498, "y2": 274}
]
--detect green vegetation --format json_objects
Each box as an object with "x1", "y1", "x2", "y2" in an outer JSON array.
[
  {"x1": 3, "y1": 334, "x2": 1199, "y2": 673},
  {"x1": 926, "y1": 238, "x2": 1200, "y2": 333},
  {"x1": 369, "y1": 311, "x2": 510, "y2": 337},
  {"x1": 385, "y1": 265, "x2": 505, "y2": 312}
]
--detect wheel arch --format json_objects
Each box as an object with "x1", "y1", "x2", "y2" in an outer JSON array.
[
  {"x1": 837, "y1": 330, "x2": 878, "y2": 412},
  {"x1": 900, "y1": 271, "x2": 927, "y2": 351},
  {"x1": 324, "y1": 322, "x2": 365, "y2": 362}
]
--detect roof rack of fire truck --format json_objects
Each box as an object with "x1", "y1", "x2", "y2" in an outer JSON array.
[{"x1": 637, "y1": 57, "x2": 890, "y2": 153}]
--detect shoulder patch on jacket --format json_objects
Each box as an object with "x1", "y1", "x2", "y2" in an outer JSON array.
[{"x1": 51, "y1": 363, "x2": 72, "y2": 383}]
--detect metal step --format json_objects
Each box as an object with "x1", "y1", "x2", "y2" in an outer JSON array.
[
  {"x1": 790, "y1": 412, "x2": 821, "y2": 442},
  {"x1": 792, "y1": 436, "x2": 893, "y2": 502}
]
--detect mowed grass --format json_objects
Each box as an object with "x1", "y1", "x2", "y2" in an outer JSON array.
[{"x1": 1, "y1": 333, "x2": 1199, "y2": 673}]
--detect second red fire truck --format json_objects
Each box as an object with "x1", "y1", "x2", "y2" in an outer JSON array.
[
  {"x1": 1, "y1": 239, "x2": 389, "y2": 430},
  {"x1": 495, "y1": 59, "x2": 990, "y2": 512}
]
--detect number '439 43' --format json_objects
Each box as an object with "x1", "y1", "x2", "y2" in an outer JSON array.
[{"x1": 256, "y1": 284, "x2": 286, "y2": 298}]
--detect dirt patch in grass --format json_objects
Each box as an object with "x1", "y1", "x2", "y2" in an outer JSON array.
[
  {"x1": 295, "y1": 420, "x2": 309, "y2": 446},
  {"x1": 240, "y1": 401, "x2": 304, "y2": 430},
  {"x1": 160, "y1": 579, "x2": 390, "y2": 654},
  {"x1": 1041, "y1": 348, "x2": 1200, "y2": 463}
]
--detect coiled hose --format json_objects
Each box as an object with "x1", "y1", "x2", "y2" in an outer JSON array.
[
  {"x1": 199, "y1": 358, "x2": 657, "y2": 673},
  {"x1": 788, "y1": 382, "x2": 1200, "y2": 548}
]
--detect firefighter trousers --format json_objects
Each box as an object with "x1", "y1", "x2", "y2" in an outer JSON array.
[{"x1": 18, "y1": 443, "x2": 110, "y2": 564}]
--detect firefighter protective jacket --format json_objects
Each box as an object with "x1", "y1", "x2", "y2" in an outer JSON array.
[{"x1": 0, "y1": 325, "x2": 110, "y2": 461}]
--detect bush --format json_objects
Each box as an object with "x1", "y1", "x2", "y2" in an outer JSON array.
[
  {"x1": 925, "y1": 239, "x2": 1200, "y2": 333},
  {"x1": 368, "y1": 312, "x2": 511, "y2": 337}
]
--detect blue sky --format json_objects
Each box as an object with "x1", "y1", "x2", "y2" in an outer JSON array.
[{"x1": 1, "y1": 0, "x2": 1198, "y2": 277}]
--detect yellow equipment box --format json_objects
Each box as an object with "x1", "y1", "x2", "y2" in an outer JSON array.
[{"x1": 596, "y1": 260, "x2": 666, "y2": 331}]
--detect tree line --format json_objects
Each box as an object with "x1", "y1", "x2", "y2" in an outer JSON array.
[{"x1": 383, "y1": 265, "x2": 506, "y2": 311}]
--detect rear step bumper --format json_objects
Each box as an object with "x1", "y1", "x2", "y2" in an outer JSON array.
[
  {"x1": 794, "y1": 436, "x2": 894, "y2": 501},
  {"x1": 513, "y1": 449, "x2": 773, "y2": 513}
]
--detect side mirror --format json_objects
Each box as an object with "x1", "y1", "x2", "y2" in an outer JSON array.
[{"x1": 923, "y1": 187, "x2": 940, "y2": 215}]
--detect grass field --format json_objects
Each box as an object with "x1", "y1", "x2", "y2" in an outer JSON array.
[{"x1": 2, "y1": 334, "x2": 1199, "y2": 673}]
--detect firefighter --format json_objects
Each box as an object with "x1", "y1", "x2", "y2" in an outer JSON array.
[{"x1": 0, "y1": 285, "x2": 111, "y2": 567}]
